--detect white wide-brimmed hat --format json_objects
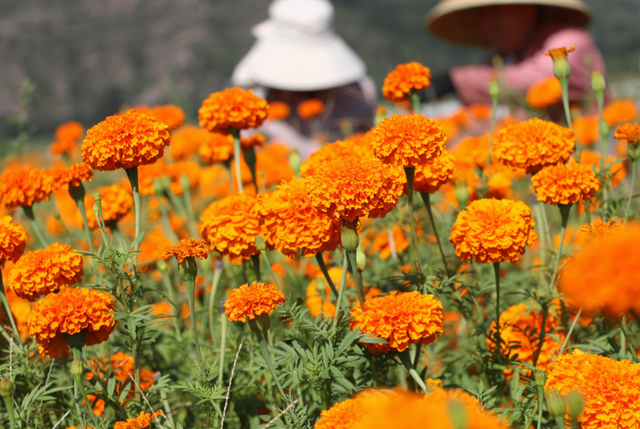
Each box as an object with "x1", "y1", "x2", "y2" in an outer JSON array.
[
  {"x1": 232, "y1": 0, "x2": 367, "y2": 91},
  {"x1": 426, "y1": 0, "x2": 591, "y2": 46}
]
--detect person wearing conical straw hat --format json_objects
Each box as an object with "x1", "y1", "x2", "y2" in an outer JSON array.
[
  {"x1": 232, "y1": 0, "x2": 375, "y2": 155},
  {"x1": 424, "y1": 0, "x2": 606, "y2": 105}
]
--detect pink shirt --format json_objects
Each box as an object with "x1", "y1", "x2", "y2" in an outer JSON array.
[{"x1": 450, "y1": 25, "x2": 607, "y2": 105}]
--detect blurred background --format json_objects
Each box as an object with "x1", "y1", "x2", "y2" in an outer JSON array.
[{"x1": 1, "y1": 0, "x2": 640, "y2": 138}]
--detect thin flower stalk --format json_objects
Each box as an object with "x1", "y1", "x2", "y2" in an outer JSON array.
[
  {"x1": 420, "y1": 192, "x2": 449, "y2": 275},
  {"x1": 22, "y1": 205, "x2": 47, "y2": 248},
  {"x1": 229, "y1": 128, "x2": 244, "y2": 193}
]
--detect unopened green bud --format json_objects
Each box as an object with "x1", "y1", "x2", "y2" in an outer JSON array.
[
  {"x1": 177, "y1": 256, "x2": 198, "y2": 282},
  {"x1": 157, "y1": 259, "x2": 169, "y2": 273},
  {"x1": 591, "y1": 71, "x2": 606, "y2": 93},
  {"x1": 628, "y1": 142, "x2": 640, "y2": 161},
  {"x1": 68, "y1": 181, "x2": 86, "y2": 201},
  {"x1": 489, "y1": 79, "x2": 500, "y2": 100},
  {"x1": 546, "y1": 388, "x2": 566, "y2": 417},
  {"x1": 153, "y1": 177, "x2": 168, "y2": 196},
  {"x1": 565, "y1": 390, "x2": 583, "y2": 420},
  {"x1": 91, "y1": 191, "x2": 102, "y2": 203},
  {"x1": 553, "y1": 57, "x2": 571, "y2": 80},
  {"x1": 248, "y1": 312, "x2": 271, "y2": 336},
  {"x1": 70, "y1": 359, "x2": 83, "y2": 377},
  {"x1": 455, "y1": 182, "x2": 469, "y2": 209},
  {"x1": 0, "y1": 379, "x2": 14, "y2": 398},
  {"x1": 180, "y1": 174, "x2": 191, "y2": 192},
  {"x1": 255, "y1": 235, "x2": 267, "y2": 252},
  {"x1": 535, "y1": 369, "x2": 547, "y2": 387},
  {"x1": 356, "y1": 244, "x2": 366, "y2": 272},
  {"x1": 289, "y1": 149, "x2": 302, "y2": 177},
  {"x1": 341, "y1": 223, "x2": 359, "y2": 253}
]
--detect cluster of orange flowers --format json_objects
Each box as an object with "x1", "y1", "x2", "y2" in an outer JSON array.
[
  {"x1": 0, "y1": 166, "x2": 55, "y2": 209},
  {"x1": 0, "y1": 216, "x2": 27, "y2": 265},
  {"x1": 224, "y1": 281, "x2": 285, "y2": 322},
  {"x1": 131, "y1": 104, "x2": 186, "y2": 130},
  {"x1": 51, "y1": 121, "x2": 84, "y2": 158},
  {"x1": 300, "y1": 139, "x2": 373, "y2": 177},
  {"x1": 114, "y1": 411, "x2": 163, "y2": 429},
  {"x1": 411, "y1": 150, "x2": 456, "y2": 194},
  {"x1": 297, "y1": 98, "x2": 325, "y2": 120},
  {"x1": 163, "y1": 238, "x2": 208, "y2": 263},
  {"x1": 199, "y1": 87, "x2": 269, "y2": 133},
  {"x1": 382, "y1": 62, "x2": 431, "y2": 104}
]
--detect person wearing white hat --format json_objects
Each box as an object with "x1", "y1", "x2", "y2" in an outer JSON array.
[
  {"x1": 424, "y1": 0, "x2": 606, "y2": 106},
  {"x1": 232, "y1": 0, "x2": 375, "y2": 154}
]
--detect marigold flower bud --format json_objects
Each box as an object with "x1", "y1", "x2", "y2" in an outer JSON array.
[
  {"x1": 489, "y1": 79, "x2": 500, "y2": 100},
  {"x1": 0, "y1": 379, "x2": 14, "y2": 398},
  {"x1": 255, "y1": 234, "x2": 267, "y2": 252},
  {"x1": 356, "y1": 244, "x2": 366, "y2": 272},
  {"x1": 247, "y1": 312, "x2": 271, "y2": 336},
  {"x1": 153, "y1": 177, "x2": 168, "y2": 196},
  {"x1": 341, "y1": 223, "x2": 359, "y2": 253},
  {"x1": 288, "y1": 149, "x2": 302, "y2": 176},
  {"x1": 70, "y1": 359, "x2": 83, "y2": 377},
  {"x1": 455, "y1": 182, "x2": 469, "y2": 208},
  {"x1": 177, "y1": 256, "x2": 198, "y2": 282},
  {"x1": 565, "y1": 390, "x2": 583, "y2": 420},
  {"x1": 553, "y1": 57, "x2": 571, "y2": 81},
  {"x1": 535, "y1": 369, "x2": 547, "y2": 387},
  {"x1": 91, "y1": 191, "x2": 101, "y2": 203},
  {"x1": 628, "y1": 143, "x2": 640, "y2": 161},
  {"x1": 546, "y1": 388, "x2": 566, "y2": 417},
  {"x1": 68, "y1": 180, "x2": 86, "y2": 202},
  {"x1": 157, "y1": 259, "x2": 169, "y2": 273},
  {"x1": 591, "y1": 71, "x2": 606, "y2": 93}
]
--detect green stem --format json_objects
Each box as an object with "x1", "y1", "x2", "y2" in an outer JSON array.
[
  {"x1": 230, "y1": 128, "x2": 244, "y2": 193},
  {"x1": 487, "y1": 85, "x2": 498, "y2": 169},
  {"x1": 208, "y1": 262, "x2": 223, "y2": 345},
  {"x1": 419, "y1": 192, "x2": 449, "y2": 275},
  {"x1": 180, "y1": 177, "x2": 199, "y2": 238},
  {"x1": 218, "y1": 314, "x2": 227, "y2": 385},
  {"x1": 22, "y1": 205, "x2": 47, "y2": 248},
  {"x1": 125, "y1": 166, "x2": 141, "y2": 270},
  {"x1": 332, "y1": 253, "x2": 350, "y2": 330},
  {"x1": 315, "y1": 253, "x2": 338, "y2": 298},
  {"x1": 0, "y1": 270, "x2": 20, "y2": 341},
  {"x1": 555, "y1": 416, "x2": 567, "y2": 429},
  {"x1": 532, "y1": 304, "x2": 549, "y2": 367},
  {"x1": 259, "y1": 250, "x2": 282, "y2": 292},
  {"x1": 74, "y1": 196, "x2": 94, "y2": 254},
  {"x1": 409, "y1": 91, "x2": 421, "y2": 115},
  {"x1": 348, "y1": 251, "x2": 364, "y2": 308},
  {"x1": 536, "y1": 386, "x2": 544, "y2": 429},
  {"x1": 185, "y1": 278, "x2": 206, "y2": 376},
  {"x1": 558, "y1": 307, "x2": 582, "y2": 355},
  {"x1": 404, "y1": 167, "x2": 423, "y2": 270},
  {"x1": 625, "y1": 159, "x2": 636, "y2": 223},
  {"x1": 619, "y1": 315, "x2": 638, "y2": 362},
  {"x1": 132, "y1": 340, "x2": 141, "y2": 403},
  {"x1": 74, "y1": 374, "x2": 101, "y2": 429},
  {"x1": 243, "y1": 147, "x2": 259, "y2": 192},
  {"x1": 493, "y1": 262, "x2": 503, "y2": 362},
  {"x1": 2, "y1": 394, "x2": 16, "y2": 429},
  {"x1": 550, "y1": 204, "x2": 572, "y2": 289},
  {"x1": 560, "y1": 78, "x2": 573, "y2": 131},
  {"x1": 73, "y1": 382, "x2": 86, "y2": 429},
  {"x1": 159, "y1": 197, "x2": 179, "y2": 243},
  {"x1": 160, "y1": 269, "x2": 182, "y2": 340},
  {"x1": 398, "y1": 349, "x2": 427, "y2": 393},
  {"x1": 251, "y1": 253, "x2": 261, "y2": 282},
  {"x1": 257, "y1": 332, "x2": 286, "y2": 398}
]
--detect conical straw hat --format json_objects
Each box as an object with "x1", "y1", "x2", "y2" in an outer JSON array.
[{"x1": 426, "y1": 0, "x2": 591, "y2": 46}]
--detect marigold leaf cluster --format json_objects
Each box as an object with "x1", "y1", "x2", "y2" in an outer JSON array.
[
  {"x1": 603, "y1": 100, "x2": 638, "y2": 126},
  {"x1": 526, "y1": 76, "x2": 562, "y2": 109},
  {"x1": 494, "y1": 118, "x2": 575, "y2": 174},
  {"x1": 0, "y1": 216, "x2": 27, "y2": 266},
  {"x1": 300, "y1": 139, "x2": 374, "y2": 178},
  {"x1": 372, "y1": 114, "x2": 446, "y2": 167},
  {"x1": 27, "y1": 287, "x2": 115, "y2": 358},
  {"x1": 224, "y1": 281, "x2": 285, "y2": 322},
  {"x1": 614, "y1": 122, "x2": 640, "y2": 145},
  {"x1": 531, "y1": 161, "x2": 600, "y2": 205},
  {"x1": 200, "y1": 193, "x2": 261, "y2": 261},
  {"x1": 163, "y1": 238, "x2": 209, "y2": 263},
  {"x1": 49, "y1": 163, "x2": 93, "y2": 191},
  {"x1": 86, "y1": 184, "x2": 133, "y2": 229},
  {"x1": 131, "y1": 104, "x2": 186, "y2": 131},
  {"x1": 114, "y1": 411, "x2": 163, "y2": 429},
  {"x1": 350, "y1": 290, "x2": 443, "y2": 353},
  {"x1": 410, "y1": 150, "x2": 456, "y2": 194},
  {"x1": 8, "y1": 242, "x2": 83, "y2": 301},
  {"x1": 305, "y1": 157, "x2": 404, "y2": 222},
  {"x1": 297, "y1": 98, "x2": 325, "y2": 120},
  {"x1": 546, "y1": 350, "x2": 640, "y2": 429},
  {"x1": 199, "y1": 87, "x2": 269, "y2": 134},
  {"x1": 81, "y1": 110, "x2": 170, "y2": 171},
  {"x1": 382, "y1": 62, "x2": 431, "y2": 104},
  {"x1": 450, "y1": 198, "x2": 537, "y2": 264},
  {"x1": 0, "y1": 167, "x2": 55, "y2": 209}
]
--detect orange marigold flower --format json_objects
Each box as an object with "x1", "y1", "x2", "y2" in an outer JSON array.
[
  {"x1": 114, "y1": 411, "x2": 163, "y2": 429},
  {"x1": 469, "y1": 103, "x2": 491, "y2": 120},
  {"x1": 8, "y1": 242, "x2": 83, "y2": 301},
  {"x1": 410, "y1": 150, "x2": 455, "y2": 194},
  {"x1": 579, "y1": 149, "x2": 626, "y2": 188},
  {"x1": 55, "y1": 121, "x2": 84, "y2": 141},
  {"x1": 138, "y1": 227, "x2": 172, "y2": 270},
  {"x1": 241, "y1": 133, "x2": 266, "y2": 149},
  {"x1": 315, "y1": 397, "x2": 364, "y2": 429},
  {"x1": 542, "y1": 45, "x2": 575, "y2": 59},
  {"x1": 453, "y1": 134, "x2": 491, "y2": 168},
  {"x1": 199, "y1": 87, "x2": 268, "y2": 134},
  {"x1": 200, "y1": 193, "x2": 261, "y2": 261},
  {"x1": 526, "y1": 76, "x2": 562, "y2": 109},
  {"x1": 301, "y1": 139, "x2": 374, "y2": 177},
  {"x1": 614, "y1": 122, "x2": 640, "y2": 145},
  {"x1": 224, "y1": 281, "x2": 285, "y2": 322},
  {"x1": 163, "y1": 238, "x2": 209, "y2": 263},
  {"x1": 28, "y1": 287, "x2": 115, "y2": 358},
  {"x1": 488, "y1": 302, "x2": 564, "y2": 375},
  {"x1": 493, "y1": 118, "x2": 575, "y2": 173},
  {"x1": 306, "y1": 157, "x2": 404, "y2": 222},
  {"x1": 267, "y1": 101, "x2": 291, "y2": 120},
  {"x1": 546, "y1": 350, "x2": 640, "y2": 429},
  {"x1": 603, "y1": 100, "x2": 638, "y2": 126},
  {"x1": 297, "y1": 98, "x2": 325, "y2": 120},
  {"x1": 198, "y1": 132, "x2": 234, "y2": 164},
  {"x1": 0, "y1": 167, "x2": 55, "y2": 209},
  {"x1": 580, "y1": 218, "x2": 622, "y2": 239},
  {"x1": 305, "y1": 267, "x2": 353, "y2": 318},
  {"x1": 49, "y1": 163, "x2": 93, "y2": 191},
  {"x1": 0, "y1": 216, "x2": 27, "y2": 266},
  {"x1": 82, "y1": 110, "x2": 170, "y2": 171},
  {"x1": 132, "y1": 104, "x2": 186, "y2": 131},
  {"x1": 573, "y1": 115, "x2": 599, "y2": 146},
  {"x1": 255, "y1": 143, "x2": 296, "y2": 188},
  {"x1": 450, "y1": 198, "x2": 537, "y2": 264},
  {"x1": 256, "y1": 177, "x2": 341, "y2": 257},
  {"x1": 531, "y1": 161, "x2": 600, "y2": 205},
  {"x1": 86, "y1": 184, "x2": 133, "y2": 229},
  {"x1": 170, "y1": 125, "x2": 209, "y2": 161},
  {"x1": 350, "y1": 290, "x2": 443, "y2": 353},
  {"x1": 434, "y1": 117, "x2": 459, "y2": 140},
  {"x1": 372, "y1": 114, "x2": 446, "y2": 167},
  {"x1": 382, "y1": 62, "x2": 431, "y2": 104},
  {"x1": 165, "y1": 160, "x2": 201, "y2": 195},
  {"x1": 560, "y1": 224, "x2": 640, "y2": 316},
  {"x1": 51, "y1": 139, "x2": 78, "y2": 157},
  {"x1": 370, "y1": 225, "x2": 410, "y2": 259}
]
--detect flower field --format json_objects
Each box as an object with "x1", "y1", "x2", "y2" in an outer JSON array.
[{"x1": 1, "y1": 51, "x2": 640, "y2": 429}]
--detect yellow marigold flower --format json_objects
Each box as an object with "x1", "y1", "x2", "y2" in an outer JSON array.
[
  {"x1": 614, "y1": 122, "x2": 640, "y2": 145},
  {"x1": 200, "y1": 193, "x2": 261, "y2": 261},
  {"x1": 542, "y1": 45, "x2": 575, "y2": 59},
  {"x1": 580, "y1": 218, "x2": 622, "y2": 239},
  {"x1": 240, "y1": 133, "x2": 266, "y2": 149},
  {"x1": 573, "y1": 115, "x2": 599, "y2": 146},
  {"x1": 546, "y1": 350, "x2": 640, "y2": 429},
  {"x1": 560, "y1": 224, "x2": 640, "y2": 316},
  {"x1": 350, "y1": 290, "x2": 443, "y2": 354},
  {"x1": 306, "y1": 157, "x2": 404, "y2": 223},
  {"x1": 450, "y1": 198, "x2": 537, "y2": 264},
  {"x1": 114, "y1": 411, "x2": 163, "y2": 429},
  {"x1": 162, "y1": 238, "x2": 209, "y2": 263},
  {"x1": 579, "y1": 149, "x2": 626, "y2": 188},
  {"x1": 301, "y1": 139, "x2": 374, "y2": 178},
  {"x1": 494, "y1": 118, "x2": 575, "y2": 174},
  {"x1": 372, "y1": 114, "x2": 446, "y2": 167},
  {"x1": 410, "y1": 150, "x2": 455, "y2": 194},
  {"x1": 603, "y1": 100, "x2": 638, "y2": 126},
  {"x1": 170, "y1": 125, "x2": 209, "y2": 161},
  {"x1": 55, "y1": 121, "x2": 84, "y2": 141},
  {"x1": 82, "y1": 110, "x2": 170, "y2": 171},
  {"x1": 297, "y1": 98, "x2": 325, "y2": 120},
  {"x1": 132, "y1": 104, "x2": 185, "y2": 131},
  {"x1": 267, "y1": 101, "x2": 291, "y2": 121},
  {"x1": 49, "y1": 163, "x2": 93, "y2": 191},
  {"x1": 224, "y1": 281, "x2": 285, "y2": 322},
  {"x1": 28, "y1": 287, "x2": 115, "y2": 358},
  {"x1": 315, "y1": 397, "x2": 364, "y2": 429},
  {"x1": 0, "y1": 167, "x2": 55, "y2": 209},
  {"x1": 527, "y1": 76, "x2": 562, "y2": 109},
  {"x1": 199, "y1": 87, "x2": 268, "y2": 134},
  {"x1": 0, "y1": 216, "x2": 27, "y2": 266},
  {"x1": 531, "y1": 161, "x2": 600, "y2": 205},
  {"x1": 198, "y1": 132, "x2": 234, "y2": 164},
  {"x1": 256, "y1": 177, "x2": 341, "y2": 257},
  {"x1": 382, "y1": 62, "x2": 431, "y2": 104},
  {"x1": 487, "y1": 302, "x2": 564, "y2": 376},
  {"x1": 8, "y1": 242, "x2": 83, "y2": 302},
  {"x1": 85, "y1": 184, "x2": 133, "y2": 229},
  {"x1": 51, "y1": 139, "x2": 78, "y2": 157}
]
